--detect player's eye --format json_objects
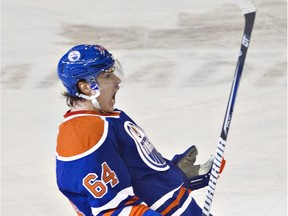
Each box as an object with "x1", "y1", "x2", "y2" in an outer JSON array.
[
  {"x1": 103, "y1": 73, "x2": 112, "y2": 79},
  {"x1": 103, "y1": 67, "x2": 115, "y2": 79}
]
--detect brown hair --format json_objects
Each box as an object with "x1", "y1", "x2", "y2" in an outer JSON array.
[
  {"x1": 61, "y1": 79, "x2": 87, "y2": 107},
  {"x1": 61, "y1": 91, "x2": 85, "y2": 107}
]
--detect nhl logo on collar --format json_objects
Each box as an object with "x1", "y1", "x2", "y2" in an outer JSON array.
[{"x1": 124, "y1": 121, "x2": 169, "y2": 171}]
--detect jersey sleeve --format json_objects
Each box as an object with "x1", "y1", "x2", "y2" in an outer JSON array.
[{"x1": 56, "y1": 113, "x2": 161, "y2": 216}]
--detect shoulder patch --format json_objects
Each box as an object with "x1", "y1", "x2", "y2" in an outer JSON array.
[
  {"x1": 124, "y1": 121, "x2": 169, "y2": 171},
  {"x1": 56, "y1": 115, "x2": 108, "y2": 161}
]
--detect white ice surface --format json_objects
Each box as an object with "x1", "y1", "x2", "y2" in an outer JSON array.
[{"x1": 1, "y1": 0, "x2": 287, "y2": 215}]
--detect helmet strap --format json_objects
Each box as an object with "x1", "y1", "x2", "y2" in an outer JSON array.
[{"x1": 76, "y1": 90, "x2": 101, "y2": 110}]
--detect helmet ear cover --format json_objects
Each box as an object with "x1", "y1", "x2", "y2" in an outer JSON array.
[{"x1": 84, "y1": 74, "x2": 100, "y2": 92}]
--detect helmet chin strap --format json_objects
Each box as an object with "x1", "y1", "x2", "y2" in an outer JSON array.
[{"x1": 76, "y1": 90, "x2": 101, "y2": 110}]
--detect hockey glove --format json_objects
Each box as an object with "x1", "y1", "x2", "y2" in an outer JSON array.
[{"x1": 172, "y1": 146, "x2": 214, "y2": 191}]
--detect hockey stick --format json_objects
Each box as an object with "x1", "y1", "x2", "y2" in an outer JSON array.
[{"x1": 201, "y1": 1, "x2": 256, "y2": 215}]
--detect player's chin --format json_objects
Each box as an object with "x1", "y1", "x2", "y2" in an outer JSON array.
[
  {"x1": 101, "y1": 99, "x2": 116, "y2": 113},
  {"x1": 100, "y1": 106, "x2": 114, "y2": 114}
]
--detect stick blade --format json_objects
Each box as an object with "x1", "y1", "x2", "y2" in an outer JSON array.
[{"x1": 234, "y1": 0, "x2": 256, "y2": 14}]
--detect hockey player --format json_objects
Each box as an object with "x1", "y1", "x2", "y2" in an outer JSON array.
[{"x1": 56, "y1": 44, "x2": 215, "y2": 216}]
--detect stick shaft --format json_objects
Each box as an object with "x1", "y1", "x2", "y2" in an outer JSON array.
[{"x1": 201, "y1": 3, "x2": 256, "y2": 215}]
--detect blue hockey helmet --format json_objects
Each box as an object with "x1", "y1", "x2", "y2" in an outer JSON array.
[{"x1": 57, "y1": 44, "x2": 115, "y2": 96}]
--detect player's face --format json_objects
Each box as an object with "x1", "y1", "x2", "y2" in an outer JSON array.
[{"x1": 96, "y1": 70, "x2": 121, "y2": 113}]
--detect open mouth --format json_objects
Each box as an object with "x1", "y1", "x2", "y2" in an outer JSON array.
[
  {"x1": 112, "y1": 86, "x2": 120, "y2": 103},
  {"x1": 112, "y1": 92, "x2": 116, "y2": 103}
]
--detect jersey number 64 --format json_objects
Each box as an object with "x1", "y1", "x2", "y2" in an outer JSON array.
[{"x1": 83, "y1": 162, "x2": 119, "y2": 198}]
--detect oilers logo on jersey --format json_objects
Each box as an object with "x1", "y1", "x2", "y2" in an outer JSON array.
[{"x1": 124, "y1": 121, "x2": 169, "y2": 171}]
